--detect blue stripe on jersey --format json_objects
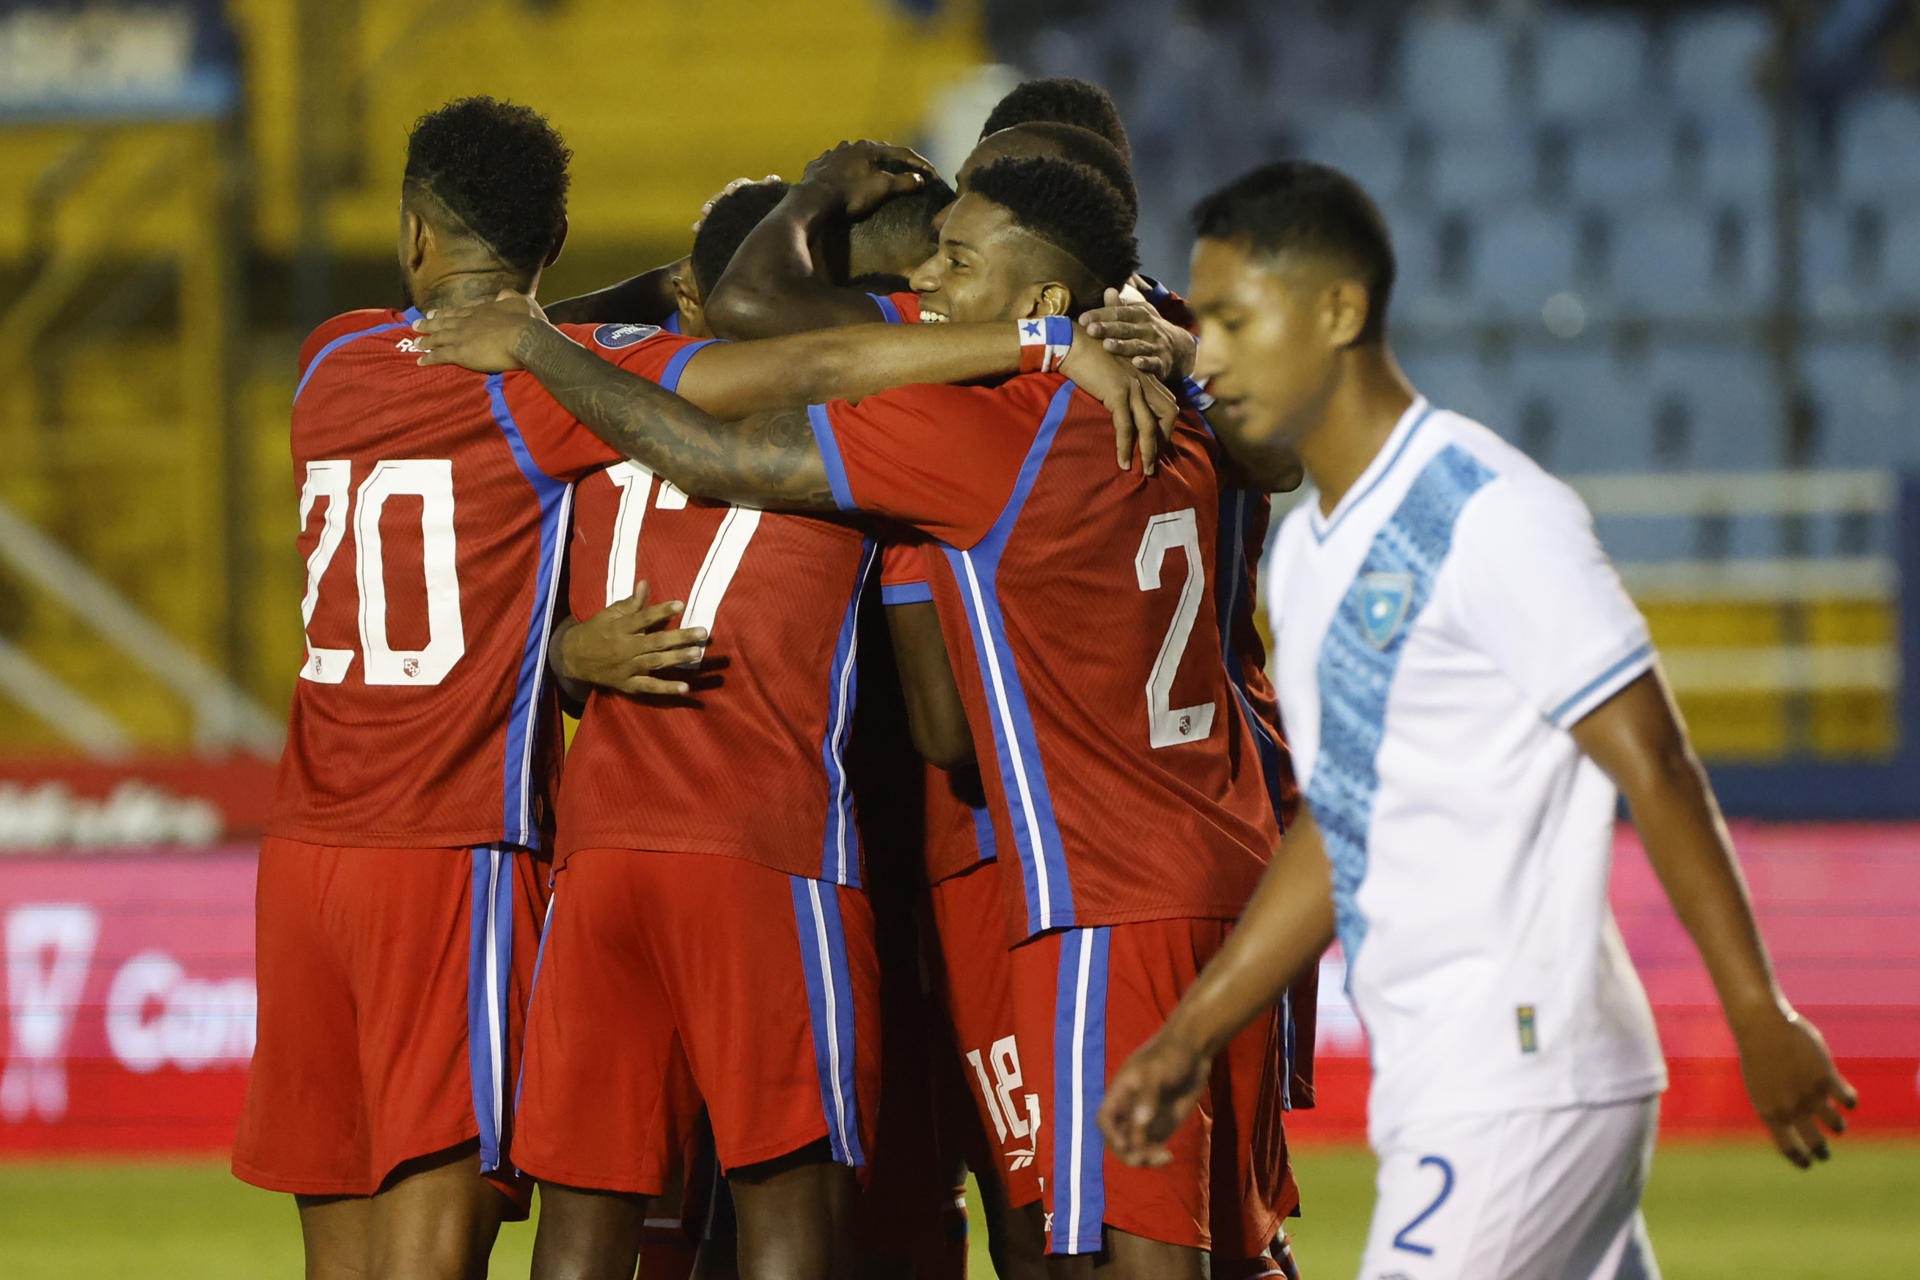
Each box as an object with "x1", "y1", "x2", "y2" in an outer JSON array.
[
  {"x1": 819, "y1": 539, "x2": 878, "y2": 885},
  {"x1": 1306, "y1": 444, "x2": 1494, "y2": 966},
  {"x1": 292, "y1": 307, "x2": 420, "y2": 403},
  {"x1": 512, "y1": 893, "x2": 556, "y2": 1124},
  {"x1": 467, "y1": 845, "x2": 514, "y2": 1173},
  {"x1": 1051, "y1": 927, "x2": 1109, "y2": 1255},
  {"x1": 969, "y1": 794, "x2": 998, "y2": 862},
  {"x1": 484, "y1": 373, "x2": 574, "y2": 848},
  {"x1": 868, "y1": 292, "x2": 904, "y2": 324},
  {"x1": 942, "y1": 381, "x2": 1077, "y2": 935},
  {"x1": 880, "y1": 580, "x2": 933, "y2": 606},
  {"x1": 1311, "y1": 403, "x2": 1435, "y2": 545},
  {"x1": 806, "y1": 403, "x2": 859, "y2": 511},
  {"x1": 1547, "y1": 642, "x2": 1655, "y2": 727},
  {"x1": 1218, "y1": 487, "x2": 1291, "y2": 828},
  {"x1": 659, "y1": 338, "x2": 717, "y2": 393},
  {"x1": 664, "y1": 312, "x2": 682, "y2": 334},
  {"x1": 790, "y1": 876, "x2": 866, "y2": 1166}
]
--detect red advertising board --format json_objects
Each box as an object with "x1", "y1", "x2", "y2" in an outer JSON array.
[{"x1": 0, "y1": 822, "x2": 1915, "y2": 1155}]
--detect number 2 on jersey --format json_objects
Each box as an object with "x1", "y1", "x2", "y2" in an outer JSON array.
[
  {"x1": 298, "y1": 459, "x2": 466, "y2": 686},
  {"x1": 1135, "y1": 508, "x2": 1216, "y2": 748},
  {"x1": 604, "y1": 461, "x2": 761, "y2": 634}
]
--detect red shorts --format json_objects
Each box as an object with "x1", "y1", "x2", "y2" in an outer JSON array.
[
  {"x1": 925, "y1": 859, "x2": 1043, "y2": 1207},
  {"x1": 514, "y1": 849, "x2": 879, "y2": 1194},
  {"x1": 1012, "y1": 918, "x2": 1297, "y2": 1257},
  {"x1": 233, "y1": 837, "x2": 544, "y2": 1209}
]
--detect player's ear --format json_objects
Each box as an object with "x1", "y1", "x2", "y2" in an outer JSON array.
[
  {"x1": 671, "y1": 272, "x2": 702, "y2": 332},
  {"x1": 402, "y1": 207, "x2": 431, "y2": 275},
  {"x1": 544, "y1": 216, "x2": 568, "y2": 269},
  {"x1": 1325, "y1": 278, "x2": 1371, "y2": 348},
  {"x1": 1033, "y1": 281, "x2": 1073, "y2": 318}
]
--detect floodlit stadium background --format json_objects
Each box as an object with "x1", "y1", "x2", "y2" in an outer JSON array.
[{"x1": 0, "y1": 1, "x2": 1916, "y2": 1275}]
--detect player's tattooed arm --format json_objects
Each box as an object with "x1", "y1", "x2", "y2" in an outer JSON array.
[
  {"x1": 704, "y1": 140, "x2": 934, "y2": 339},
  {"x1": 1572, "y1": 669, "x2": 1857, "y2": 1168},
  {"x1": 515, "y1": 319, "x2": 839, "y2": 509},
  {"x1": 1101, "y1": 810, "x2": 1335, "y2": 1168}
]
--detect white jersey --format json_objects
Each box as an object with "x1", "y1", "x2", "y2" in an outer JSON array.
[{"x1": 1266, "y1": 397, "x2": 1667, "y2": 1143}]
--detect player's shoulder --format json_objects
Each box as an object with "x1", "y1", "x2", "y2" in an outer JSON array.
[
  {"x1": 298, "y1": 308, "x2": 409, "y2": 375},
  {"x1": 558, "y1": 321, "x2": 686, "y2": 356},
  {"x1": 1424, "y1": 407, "x2": 1597, "y2": 550}
]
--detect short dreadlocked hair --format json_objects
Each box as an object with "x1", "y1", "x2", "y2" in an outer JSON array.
[
  {"x1": 690, "y1": 180, "x2": 791, "y2": 296},
  {"x1": 1192, "y1": 160, "x2": 1396, "y2": 344},
  {"x1": 980, "y1": 78, "x2": 1131, "y2": 166},
  {"x1": 967, "y1": 157, "x2": 1139, "y2": 305},
  {"x1": 404, "y1": 96, "x2": 571, "y2": 272}
]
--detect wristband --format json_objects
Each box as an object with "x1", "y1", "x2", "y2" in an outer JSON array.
[{"x1": 1017, "y1": 316, "x2": 1074, "y2": 374}]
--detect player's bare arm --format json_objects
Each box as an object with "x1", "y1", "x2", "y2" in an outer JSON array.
[
  {"x1": 548, "y1": 582, "x2": 710, "y2": 700},
  {"x1": 413, "y1": 292, "x2": 1177, "y2": 471},
  {"x1": 704, "y1": 140, "x2": 935, "y2": 338},
  {"x1": 1100, "y1": 811, "x2": 1336, "y2": 1167},
  {"x1": 885, "y1": 599, "x2": 974, "y2": 768},
  {"x1": 1569, "y1": 669, "x2": 1858, "y2": 1168},
  {"x1": 543, "y1": 259, "x2": 684, "y2": 326}
]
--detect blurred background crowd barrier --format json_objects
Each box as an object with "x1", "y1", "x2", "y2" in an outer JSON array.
[{"x1": 0, "y1": 0, "x2": 1915, "y2": 1154}]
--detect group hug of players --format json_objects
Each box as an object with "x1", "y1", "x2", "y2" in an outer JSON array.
[{"x1": 234, "y1": 71, "x2": 1857, "y2": 1280}]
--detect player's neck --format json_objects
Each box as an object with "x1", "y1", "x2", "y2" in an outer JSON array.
[
  {"x1": 1298, "y1": 348, "x2": 1416, "y2": 517},
  {"x1": 414, "y1": 268, "x2": 535, "y2": 315}
]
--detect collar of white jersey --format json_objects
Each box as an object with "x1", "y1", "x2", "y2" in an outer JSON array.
[{"x1": 1308, "y1": 395, "x2": 1435, "y2": 544}]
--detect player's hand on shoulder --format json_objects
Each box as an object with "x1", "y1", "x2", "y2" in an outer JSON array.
[
  {"x1": 801, "y1": 139, "x2": 935, "y2": 218},
  {"x1": 1080, "y1": 287, "x2": 1197, "y2": 381},
  {"x1": 412, "y1": 291, "x2": 549, "y2": 373},
  {"x1": 1731, "y1": 1000, "x2": 1857, "y2": 1168},
  {"x1": 557, "y1": 583, "x2": 710, "y2": 697},
  {"x1": 1059, "y1": 313, "x2": 1181, "y2": 474},
  {"x1": 1098, "y1": 1029, "x2": 1211, "y2": 1168}
]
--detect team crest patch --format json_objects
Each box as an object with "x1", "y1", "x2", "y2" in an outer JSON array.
[
  {"x1": 592, "y1": 323, "x2": 661, "y2": 349},
  {"x1": 1358, "y1": 572, "x2": 1414, "y2": 649}
]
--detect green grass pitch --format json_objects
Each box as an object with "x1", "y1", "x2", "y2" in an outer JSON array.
[{"x1": 0, "y1": 1141, "x2": 1914, "y2": 1278}]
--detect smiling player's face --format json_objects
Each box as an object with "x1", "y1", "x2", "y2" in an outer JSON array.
[
  {"x1": 908, "y1": 194, "x2": 1060, "y2": 325},
  {"x1": 1190, "y1": 236, "x2": 1340, "y2": 490}
]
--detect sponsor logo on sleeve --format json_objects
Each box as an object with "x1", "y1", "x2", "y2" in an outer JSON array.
[{"x1": 592, "y1": 323, "x2": 662, "y2": 350}]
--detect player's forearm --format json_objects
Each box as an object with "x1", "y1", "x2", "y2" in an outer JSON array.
[
  {"x1": 782, "y1": 321, "x2": 1038, "y2": 405},
  {"x1": 515, "y1": 320, "x2": 836, "y2": 509},
  {"x1": 1576, "y1": 673, "x2": 1783, "y2": 1026},
  {"x1": 1620, "y1": 735, "x2": 1783, "y2": 1023},
  {"x1": 543, "y1": 261, "x2": 682, "y2": 326},
  {"x1": 1158, "y1": 817, "x2": 1336, "y2": 1060},
  {"x1": 706, "y1": 184, "x2": 874, "y2": 339},
  {"x1": 546, "y1": 617, "x2": 592, "y2": 709}
]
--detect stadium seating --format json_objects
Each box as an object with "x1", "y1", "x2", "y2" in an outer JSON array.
[
  {"x1": 1398, "y1": 16, "x2": 1513, "y2": 129},
  {"x1": 1534, "y1": 12, "x2": 1651, "y2": 123}
]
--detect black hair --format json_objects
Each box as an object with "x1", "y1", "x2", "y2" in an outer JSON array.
[
  {"x1": 968, "y1": 157, "x2": 1139, "y2": 298},
  {"x1": 977, "y1": 121, "x2": 1137, "y2": 218},
  {"x1": 403, "y1": 96, "x2": 571, "y2": 272},
  {"x1": 980, "y1": 77, "x2": 1131, "y2": 166},
  {"x1": 851, "y1": 167, "x2": 958, "y2": 272},
  {"x1": 847, "y1": 272, "x2": 911, "y2": 294},
  {"x1": 1191, "y1": 160, "x2": 1396, "y2": 344},
  {"x1": 690, "y1": 180, "x2": 792, "y2": 295}
]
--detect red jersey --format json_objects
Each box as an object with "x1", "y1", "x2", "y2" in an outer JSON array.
[
  {"x1": 511, "y1": 330, "x2": 878, "y2": 884},
  {"x1": 878, "y1": 540, "x2": 996, "y2": 885},
  {"x1": 272, "y1": 312, "x2": 680, "y2": 849},
  {"x1": 808, "y1": 375, "x2": 1278, "y2": 939}
]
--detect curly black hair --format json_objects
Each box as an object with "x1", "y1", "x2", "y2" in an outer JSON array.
[
  {"x1": 690, "y1": 180, "x2": 792, "y2": 295},
  {"x1": 980, "y1": 78, "x2": 1131, "y2": 166},
  {"x1": 1192, "y1": 160, "x2": 1396, "y2": 344},
  {"x1": 973, "y1": 121, "x2": 1136, "y2": 218},
  {"x1": 851, "y1": 167, "x2": 957, "y2": 278},
  {"x1": 404, "y1": 96, "x2": 571, "y2": 272},
  {"x1": 967, "y1": 157, "x2": 1139, "y2": 300}
]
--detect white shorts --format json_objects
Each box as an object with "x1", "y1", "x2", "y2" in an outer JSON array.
[{"x1": 1356, "y1": 1097, "x2": 1661, "y2": 1280}]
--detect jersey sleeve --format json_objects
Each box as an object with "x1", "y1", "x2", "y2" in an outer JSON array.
[
  {"x1": 507, "y1": 325, "x2": 721, "y2": 482},
  {"x1": 868, "y1": 291, "x2": 923, "y2": 324},
  {"x1": 1445, "y1": 476, "x2": 1655, "y2": 730},
  {"x1": 878, "y1": 537, "x2": 934, "y2": 605},
  {"x1": 806, "y1": 380, "x2": 1047, "y2": 550}
]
